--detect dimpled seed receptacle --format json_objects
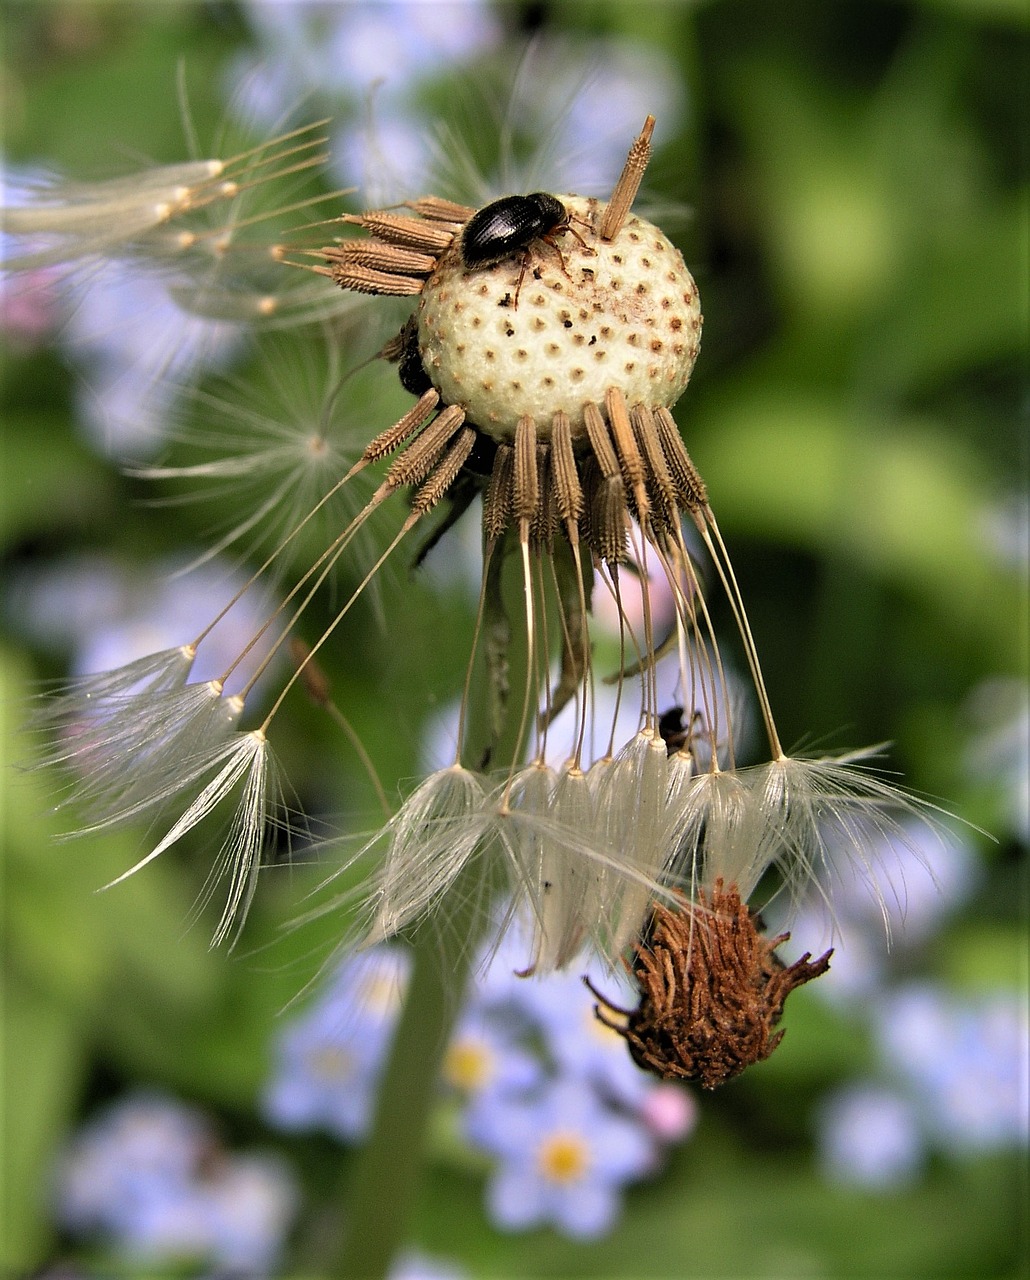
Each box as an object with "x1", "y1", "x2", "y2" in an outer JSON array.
[{"x1": 416, "y1": 195, "x2": 702, "y2": 441}]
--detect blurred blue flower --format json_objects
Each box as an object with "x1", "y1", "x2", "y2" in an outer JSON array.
[
  {"x1": 781, "y1": 820, "x2": 979, "y2": 1005},
  {"x1": 817, "y1": 1084, "x2": 924, "y2": 1188},
  {"x1": 200, "y1": 1153, "x2": 301, "y2": 1273},
  {"x1": 876, "y1": 984, "x2": 1030, "y2": 1155},
  {"x1": 503, "y1": 961, "x2": 654, "y2": 1110},
  {"x1": 815, "y1": 982, "x2": 1028, "y2": 1194},
  {"x1": 465, "y1": 1077, "x2": 655, "y2": 1239},
  {"x1": 390, "y1": 1250, "x2": 467, "y2": 1280},
  {"x1": 829, "y1": 819, "x2": 978, "y2": 946},
  {"x1": 333, "y1": 104, "x2": 443, "y2": 210},
  {"x1": 54, "y1": 1092, "x2": 297, "y2": 1273},
  {"x1": 7, "y1": 552, "x2": 280, "y2": 697},
  {"x1": 265, "y1": 917, "x2": 697, "y2": 1240},
  {"x1": 228, "y1": 0, "x2": 503, "y2": 206},
  {"x1": 232, "y1": 0, "x2": 502, "y2": 113},
  {"x1": 56, "y1": 1093, "x2": 210, "y2": 1234},
  {"x1": 62, "y1": 260, "x2": 240, "y2": 459},
  {"x1": 787, "y1": 907, "x2": 887, "y2": 1004},
  {"x1": 526, "y1": 40, "x2": 684, "y2": 196},
  {"x1": 263, "y1": 945, "x2": 411, "y2": 1140},
  {"x1": 227, "y1": 7, "x2": 685, "y2": 216},
  {"x1": 470, "y1": 908, "x2": 696, "y2": 1124},
  {"x1": 442, "y1": 1008, "x2": 543, "y2": 1104},
  {"x1": 320, "y1": 1, "x2": 502, "y2": 88}
]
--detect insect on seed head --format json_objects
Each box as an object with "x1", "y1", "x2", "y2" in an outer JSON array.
[{"x1": 459, "y1": 192, "x2": 570, "y2": 269}]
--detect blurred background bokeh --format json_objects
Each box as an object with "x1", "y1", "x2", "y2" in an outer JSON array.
[{"x1": 2, "y1": 2, "x2": 1027, "y2": 1276}]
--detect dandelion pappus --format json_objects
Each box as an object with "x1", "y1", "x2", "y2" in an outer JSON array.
[{"x1": 459, "y1": 192, "x2": 590, "y2": 309}]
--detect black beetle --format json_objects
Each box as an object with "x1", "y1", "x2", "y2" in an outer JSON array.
[
  {"x1": 460, "y1": 192, "x2": 583, "y2": 308},
  {"x1": 460, "y1": 192, "x2": 569, "y2": 269}
]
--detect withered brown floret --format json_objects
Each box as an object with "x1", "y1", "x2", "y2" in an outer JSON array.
[{"x1": 588, "y1": 879, "x2": 832, "y2": 1089}]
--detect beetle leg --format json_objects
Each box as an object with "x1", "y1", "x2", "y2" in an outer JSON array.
[
  {"x1": 512, "y1": 249, "x2": 532, "y2": 309},
  {"x1": 565, "y1": 216, "x2": 594, "y2": 254}
]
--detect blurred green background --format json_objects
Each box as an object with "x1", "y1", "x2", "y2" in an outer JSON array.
[{"x1": 2, "y1": 1, "x2": 1027, "y2": 1276}]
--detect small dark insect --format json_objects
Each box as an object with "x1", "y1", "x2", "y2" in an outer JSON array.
[
  {"x1": 657, "y1": 705, "x2": 706, "y2": 758},
  {"x1": 460, "y1": 192, "x2": 585, "y2": 308},
  {"x1": 385, "y1": 314, "x2": 433, "y2": 397},
  {"x1": 658, "y1": 705, "x2": 689, "y2": 755}
]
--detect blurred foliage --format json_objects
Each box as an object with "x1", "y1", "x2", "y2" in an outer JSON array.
[{"x1": 2, "y1": 1, "x2": 1027, "y2": 1277}]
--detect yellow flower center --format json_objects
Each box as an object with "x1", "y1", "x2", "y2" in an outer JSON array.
[
  {"x1": 537, "y1": 1131, "x2": 590, "y2": 1185},
  {"x1": 443, "y1": 1037, "x2": 494, "y2": 1092},
  {"x1": 357, "y1": 971, "x2": 404, "y2": 1017}
]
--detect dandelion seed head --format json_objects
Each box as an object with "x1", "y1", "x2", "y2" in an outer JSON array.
[{"x1": 417, "y1": 196, "x2": 700, "y2": 440}]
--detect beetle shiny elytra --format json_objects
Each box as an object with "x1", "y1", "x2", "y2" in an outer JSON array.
[
  {"x1": 460, "y1": 192, "x2": 569, "y2": 268},
  {"x1": 460, "y1": 192, "x2": 579, "y2": 308}
]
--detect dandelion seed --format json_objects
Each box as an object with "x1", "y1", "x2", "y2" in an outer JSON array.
[
  {"x1": 130, "y1": 333, "x2": 387, "y2": 586},
  {"x1": 595, "y1": 730, "x2": 680, "y2": 956},
  {"x1": 32, "y1": 645, "x2": 197, "y2": 731},
  {"x1": 42, "y1": 678, "x2": 244, "y2": 834},
  {"x1": 1, "y1": 158, "x2": 236, "y2": 267},
  {"x1": 0, "y1": 120, "x2": 341, "y2": 305},
  {"x1": 99, "y1": 729, "x2": 277, "y2": 945},
  {"x1": 359, "y1": 765, "x2": 498, "y2": 946},
  {"x1": 27, "y1": 523, "x2": 335, "y2": 942}
]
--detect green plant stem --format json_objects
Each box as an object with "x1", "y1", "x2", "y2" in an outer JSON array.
[
  {"x1": 335, "y1": 531, "x2": 526, "y2": 1279},
  {"x1": 334, "y1": 912, "x2": 477, "y2": 1279}
]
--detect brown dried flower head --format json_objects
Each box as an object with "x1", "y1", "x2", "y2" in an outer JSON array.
[
  {"x1": 588, "y1": 880, "x2": 833, "y2": 1089},
  {"x1": 311, "y1": 116, "x2": 706, "y2": 564}
]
